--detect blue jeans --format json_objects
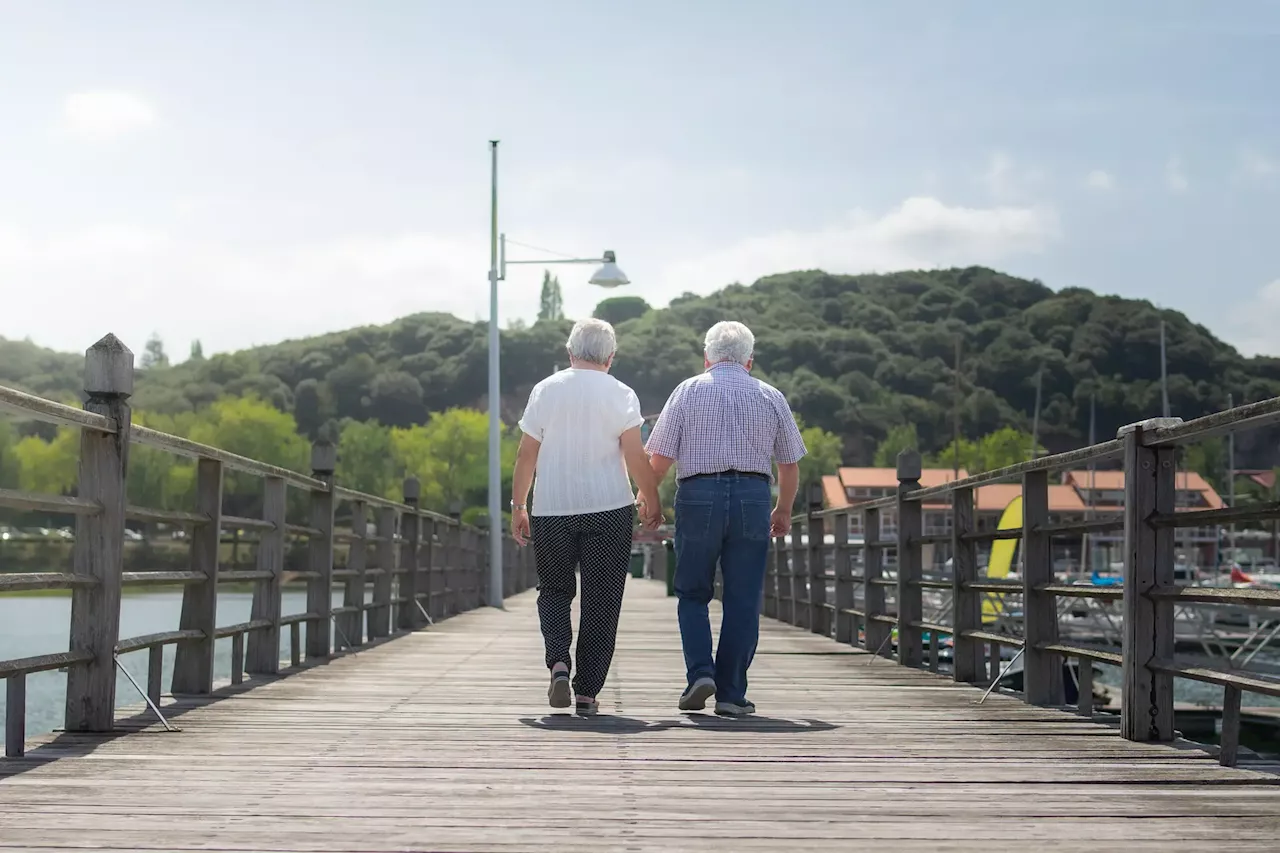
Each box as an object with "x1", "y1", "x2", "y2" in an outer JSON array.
[{"x1": 673, "y1": 473, "x2": 773, "y2": 704}]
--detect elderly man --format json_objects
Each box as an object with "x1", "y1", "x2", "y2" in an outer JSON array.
[{"x1": 645, "y1": 321, "x2": 806, "y2": 716}]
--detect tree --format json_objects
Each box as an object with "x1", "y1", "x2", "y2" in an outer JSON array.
[
  {"x1": 336, "y1": 419, "x2": 397, "y2": 498},
  {"x1": 795, "y1": 416, "x2": 842, "y2": 509},
  {"x1": 873, "y1": 424, "x2": 919, "y2": 467},
  {"x1": 538, "y1": 271, "x2": 564, "y2": 322},
  {"x1": 367, "y1": 370, "x2": 425, "y2": 428},
  {"x1": 15, "y1": 428, "x2": 78, "y2": 495},
  {"x1": 127, "y1": 411, "x2": 195, "y2": 514},
  {"x1": 189, "y1": 340, "x2": 205, "y2": 362},
  {"x1": 293, "y1": 378, "x2": 334, "y2": 438},
  {"x1": 389, "y1": 408, "x2": 517, "y2": 514},
  {"x1": 187, "y1": 395, "x2": 309, "y2": 515},
  {"x1": 141, "y1": 333, "x2": 169, "y2": 369},
  {"x1": 593, "y1": 296, "x2": 651, "y2": 326},
  {"x1": 0, "y1": 418, "x2": 18, "y2": 489}
]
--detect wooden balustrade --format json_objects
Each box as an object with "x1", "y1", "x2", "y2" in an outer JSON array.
[
  {"x1": 763, "y1": 408, "x2": 1280, "y2": 767},
  {"x1": 0, "y1": 334, "x2": 533, "y2": 758}
]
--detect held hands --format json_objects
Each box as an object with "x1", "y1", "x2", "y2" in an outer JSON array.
[
  {"x1": 512, "y1": 507, "x2": 531, "y2": 546},
  {"x1": 634, "y1": 491, "x2": 663, "y2": 530}
]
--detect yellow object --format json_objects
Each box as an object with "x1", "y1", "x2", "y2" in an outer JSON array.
[{"x1": 983, "y1": 495, "x2": 1021, "y2": 623}]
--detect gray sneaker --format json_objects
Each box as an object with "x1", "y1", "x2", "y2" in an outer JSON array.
[
  {"x1": 548, "y1": 671, "x2": 571, "y2": 708},
  {"x1": 715, "y1": 700, "x2": 755, "y2": 717},
  {"x1": 678, "y1": 676, "x2": 717, "y2": 711}
]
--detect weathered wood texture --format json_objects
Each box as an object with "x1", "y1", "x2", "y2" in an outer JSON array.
[{"x1": 4, "y1": 581, "x2": 1277, "y2": 852}]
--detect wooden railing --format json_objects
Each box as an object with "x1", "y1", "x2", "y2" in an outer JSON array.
[
  {"x1": 767, "y1": 398, "x2": 1280, "y2": 767},
  {"x1": 1, "y1": 334, "x2": 535, "y2": 758}
]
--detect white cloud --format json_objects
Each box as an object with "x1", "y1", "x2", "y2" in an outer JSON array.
[
  {"x1": 60, "y1": 91, "x2": 158, "y2": 141},
  {"x1": 1086, "y1": 169, "x2": 1115, "y2": 191},
  {"x1": 978, "y1": 152, "x2": 1045, "y2": 201},
  {"x1": 654, "y1": 196, "x2": 1060, "y2": 304},
  {"x1": 1165, "y1": 157, "x2": 1189, "y2": 193},
  {"x1": 1237, "y1": 147, "x2": 1278, "y2": 183},
  {"x1": 0, "y1": 197, "x2": 1060, "y2": 358},
  {"x1": 1234, "y1": 278, "x2": 1280, "y2": 356}
]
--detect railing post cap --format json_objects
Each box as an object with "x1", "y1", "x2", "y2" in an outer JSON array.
[
  {"x1": 1116, "y1": 417, "x2": 1183, "y2": 438},
  {"x1": 403, "y1": 477, "x2": 421, "y2": 501},
  {"x1": 84, "y1": 333, "x2": 134, "y2": 397},
  {"x1": 896, "y1": 448, "x2": 922, "y2": 481},
  {"x1": 806, "y1": 480, "x2": 825, "y2": 511},
  {"x1": 310, "y1": 440, "x2": 337, "y2": 474}
]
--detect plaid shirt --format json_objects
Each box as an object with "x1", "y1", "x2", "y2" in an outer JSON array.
[{"x1": 645, "y1": 362, "x2": 807, "y2": 481}]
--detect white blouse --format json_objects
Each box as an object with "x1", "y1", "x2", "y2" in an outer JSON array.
[{"x1": 518, "y1": 368, "x2": 644, "y2": 516}]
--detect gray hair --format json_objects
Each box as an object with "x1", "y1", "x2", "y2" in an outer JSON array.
[
  {"x1": 566, "y1": 318, "x2": 617, "y2": 365},
  {"x1": 704, "y1": 321, "x2": 755, "y2": 365}
]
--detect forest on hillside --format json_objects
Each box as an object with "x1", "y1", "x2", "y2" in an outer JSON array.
[{"x1": 6, "y1": 266, "x2": 1279, "y2": 472}]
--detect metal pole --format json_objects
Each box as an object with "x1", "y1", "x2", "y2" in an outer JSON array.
[
  {"x1": 1228, "y1": 393, "x2": 1236, "y2": 577},
  {"x1": 1160, "y1": 319, "x2": 1170, "y2": 419},
  {"x1": 487, "y1": 140, "x2": 504, "y2": 610},
  {"x1": 1029, "y1": 364, "x2": 1042, "y2": 460}
]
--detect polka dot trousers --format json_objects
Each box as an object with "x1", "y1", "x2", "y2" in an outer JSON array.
[{"x1": 530, "y1": 505, "x2": 634, "y2": 699}]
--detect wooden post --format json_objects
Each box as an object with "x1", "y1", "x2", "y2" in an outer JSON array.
[
  {"x1": 864, "y1": 507, "x2": 889, "y2": 656},
  {"x1": 341, "y1": 500, "x2": 367, "y2": 650},
  {"x1": 1220, "y1": 685, "x2": 1241, "y2": 766},
  {"x1": 896, "y1": 449, "x2": 924, "y2": 669},
  {"x1": 762, "y1": 535, "x2": 777, "y2": 619},
  {"x1": 398, "y1": 479, "x2": 421, "y2": 631},
  {"x1": 172, "y1": 457, "x2": 223, "y2": 694},
  {"x1": 65, "y1": 334, "x2": 132, "y2": 732},
  {"x1": 370, "y1": 507, "x2": 396, "y2": 637},
  {"x1": 833, "y1": 512, "x2": 853, "y2": 644},
  {"x1": 1022, "y1": 469, "x2": 1064, "y2": 705},
  {"x1": 147, "y1": 646, "x2": 163, "y2": 707},
  {"x1": 446, "y1": 521, "x2": 459, "y2": 616},
  {"x1": 807, "y1": 483, "x2": 827, "y2": 635},
  {"x1": 1120, "y1": 419, "x2": 1177, "y2": 742},
  {"x1": 772, "y1": 535, "x2": 787, "y2": 621},
  {"x1": 789, "y1": 520, "x2": 805, "y2": 628},
  {"x1": 422, "y1": 517, "x2": 438, "y2": 621},
  {"x1": 1077, "y1": 659, "x2": 1094, "y2": 717},
  {"x1": 247, "y1": 476, "x2": 286, "y2": 674},
  {"x1": 951, "y1": 486, "x2": 982, "y2": 683},
  {"x1": 307, "y1": 441, "x2": 337, "y2": 660},
  {"x1": 6, "y1": 675, "x2": 25, "y2": 758},
  {"x1": 230, "y1": 633, "x2": 244, "y2": 685}
]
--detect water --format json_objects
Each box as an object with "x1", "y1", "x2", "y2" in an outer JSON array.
[{"x1": 0, "y1": 587, "x2": 351, "y2": 737}]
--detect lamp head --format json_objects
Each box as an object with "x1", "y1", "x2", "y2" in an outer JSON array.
[{"x1": 588, "y1": 250, "x2": 630, "y2": 288}]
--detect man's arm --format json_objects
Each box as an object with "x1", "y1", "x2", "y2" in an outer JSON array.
[{"x1": 771, "y1": 396, "x2": 809, "y2": 536}]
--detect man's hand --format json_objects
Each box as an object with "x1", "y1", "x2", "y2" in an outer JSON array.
[
  {"x1": 512, "y1": 508, "x2": 532, "y2": 546},
  {"x1": 770, "y1": 505, "x2": 791, "y2": 538},
  {"x1": 636, "y1": 491, "x2": 663, "y2": 530}
]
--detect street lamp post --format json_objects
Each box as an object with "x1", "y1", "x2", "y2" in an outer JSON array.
[{"x1": 486, "y1": 140, "x2": 630, "y2": 609}]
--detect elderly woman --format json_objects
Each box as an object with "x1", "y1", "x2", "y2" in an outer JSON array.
[{"x1": 510, "y1": 318, "x2": 662, "y2": 716}]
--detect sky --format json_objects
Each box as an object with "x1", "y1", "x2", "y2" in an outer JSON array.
[{"x1": 1, "y1": 1, "x2": 1278, "y2": 360}]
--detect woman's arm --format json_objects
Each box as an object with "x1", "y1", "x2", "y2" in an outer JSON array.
[
  {"x1": 510, "y1": 432, "x2": 541, "y2": 544},
  {"x1": 620, "y1": 426, "x2": 662, "y2": 528}
]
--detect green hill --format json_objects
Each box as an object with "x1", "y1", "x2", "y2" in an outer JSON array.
[{"x1": 7, "y1": 266, "x2": 1280, "y2": 466}]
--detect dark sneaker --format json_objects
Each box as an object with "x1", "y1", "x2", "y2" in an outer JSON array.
[
  {"x1": 575, "y1": 696, "x2": 599, "y2": 717},
  {"x1": 678, "y1": 676, "x2": 717, "y2": 711},
  {"x1": 715, "y1": 700, "x2": 755, "y2": 717},
  {"x1": 548, "y1": 671, "x2": 571, "y2": 708}
]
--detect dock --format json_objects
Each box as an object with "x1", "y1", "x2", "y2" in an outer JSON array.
[{"x1": 4, "y1": 581, "x2": 1280, "y2": 852}]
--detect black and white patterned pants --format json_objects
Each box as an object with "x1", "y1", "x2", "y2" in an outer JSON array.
[{"x1": 531, "y1": 505, "x2": 635, "y2": 699}]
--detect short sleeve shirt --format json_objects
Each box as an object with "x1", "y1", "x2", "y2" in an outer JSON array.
[{"x1": 518, "y1": 368, "x2": 645, "y2": 516}]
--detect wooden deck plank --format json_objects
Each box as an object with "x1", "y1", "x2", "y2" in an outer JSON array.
[{"x1": 2, "y1": 580, "x2": 1279, "y2": 851}]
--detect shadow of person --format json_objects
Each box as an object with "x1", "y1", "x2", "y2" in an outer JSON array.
[{"x1": 517, "y1": 713, "x2": 838, "y2": 734}]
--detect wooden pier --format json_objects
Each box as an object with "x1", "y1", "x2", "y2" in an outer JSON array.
[{"x1": 4, "y1": 581, "x2": 1280, "y2": 852}]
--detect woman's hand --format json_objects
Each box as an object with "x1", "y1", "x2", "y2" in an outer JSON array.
[{"x1": 512, "y1": 507, "x2": 532, "y2": 546}]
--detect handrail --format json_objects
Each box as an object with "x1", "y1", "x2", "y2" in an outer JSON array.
[
  {"x1": 763, "y1": 392, "x2": 1280, "y2": 768},
  {"x1": 0, "y1": 337, "x2": 538, "y2": 759}
]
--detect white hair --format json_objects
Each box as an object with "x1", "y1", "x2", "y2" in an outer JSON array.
[
  {"x1": 704, "y1": 321, "x2": 755, "y2": 365},
  {"x1": 566, "y1": 318, "x2": 617, "y2": 365}
]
